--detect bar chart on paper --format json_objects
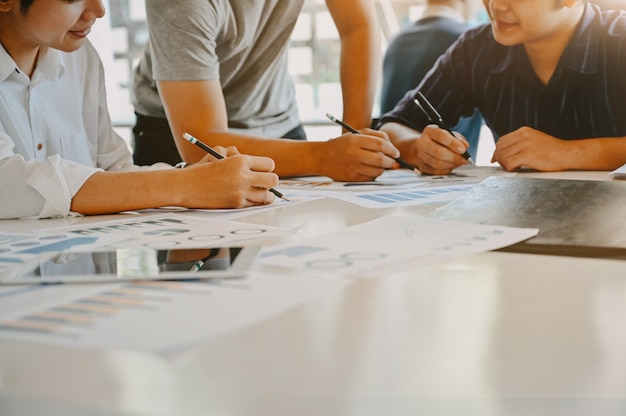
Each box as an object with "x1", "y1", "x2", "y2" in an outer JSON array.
[
  {"x1": 0, "y1": 282, "x2": 213, "y2": 343},
  {"x1": 0, "y1": 272, "x2": 348, "y2": 356},
  {"x1": 323, "y1": 183, "x2": 475, "y2": 208}
]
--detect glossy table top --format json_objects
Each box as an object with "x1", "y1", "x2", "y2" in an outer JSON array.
[{"x1": 2, "y1": 167, "x2": 625, "y2": 416}]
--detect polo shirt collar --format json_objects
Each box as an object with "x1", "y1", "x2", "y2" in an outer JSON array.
[
  {"x1": 491, "y1": 44, "x2": 526, "y2": 74},
  {"x1": 562, "y1": 2, "x2": 599, "y2": 75}
]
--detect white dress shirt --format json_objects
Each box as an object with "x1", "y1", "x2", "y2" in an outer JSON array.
[{"x1": 0, "y1": 41, "x2": 164, "y2": 219}]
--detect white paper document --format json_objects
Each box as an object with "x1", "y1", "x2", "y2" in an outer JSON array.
[
  {"x1": 42, "y1": 213, "x2": 293, "y2": 249},
  {"x1": 134, "y1": 194, "x2": 324, "y2": 219},
  {"x1": 0, "y1": 271, "x2": 349, "y2": 357},
  {"x1": 0, "y1": 215, "x2": 294, "y2": 280},
  {"x1": 0, "y1": 231, "x2": 126, "y2": 273},
  {"x1": 260, "y1": 215, "x2": 538, "y2": 278},
  {"x1": 320, "y1": 183, "x2": 476, "y2": 208},
  {"x1": 278, "y1": 169, "x2": 482, "y2": 192}
]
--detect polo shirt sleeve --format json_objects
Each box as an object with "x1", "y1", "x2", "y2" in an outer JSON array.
[{"x1": 146, "y1": 0, "x2": 222, "y2": 81}]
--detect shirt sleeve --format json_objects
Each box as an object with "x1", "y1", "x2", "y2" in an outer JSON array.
[
  {"x1": 0, "y1": 137, "x2": 100, "y2": 220},
  {"x1": 147, "y1": 0, "x2": 222, "y2": 81},
  {"x1": 376, "y1": 33, "x2": 478, "y2": 132},
  {"x1": 0, "y1": 130, "x2": 169, "y2": 221}
]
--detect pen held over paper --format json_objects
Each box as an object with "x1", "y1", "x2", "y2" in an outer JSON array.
[
  {"x1": 324, "y1": 113, "x2": 418, "y2": 172},
  {"x1": 413, "y1": 91, "x2": 475, "y2": 165},
  {"x1": 182, "y1": 132, "x2": 289, "y2": 202}
]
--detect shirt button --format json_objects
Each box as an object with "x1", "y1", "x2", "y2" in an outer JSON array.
[{"x1": 37, "y1": 143, "x2": 43, "y2": 151}]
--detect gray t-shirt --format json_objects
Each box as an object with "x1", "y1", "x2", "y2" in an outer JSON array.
[{"x1": 132, "y1": 0, "x2": 304, "y2": 138}]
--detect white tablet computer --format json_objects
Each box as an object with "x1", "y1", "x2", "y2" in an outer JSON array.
[{"x1": 0, "y1": 245, "x2": 261, "y2": 285}]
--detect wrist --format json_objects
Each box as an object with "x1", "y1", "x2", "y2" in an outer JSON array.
[{"x1": 310, "y1": 140, "x2": 332, "y2": 177}]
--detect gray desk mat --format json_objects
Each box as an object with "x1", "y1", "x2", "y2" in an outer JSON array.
[{"x1": 426, "y1": 176, "x2": 626, "y2": 258}]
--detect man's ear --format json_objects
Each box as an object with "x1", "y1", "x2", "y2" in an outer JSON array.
[{"x1": 0, "y1": 0, "x2": 14, "y2": 13}]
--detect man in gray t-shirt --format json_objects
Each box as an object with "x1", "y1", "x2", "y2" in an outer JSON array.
[{"x1": 131, "y1": 0, "x2": 402, "y2": 182}]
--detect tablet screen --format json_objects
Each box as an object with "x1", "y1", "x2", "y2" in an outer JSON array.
[{"x1": 1, "y1": 246, "x2": 260, "y2": 285}]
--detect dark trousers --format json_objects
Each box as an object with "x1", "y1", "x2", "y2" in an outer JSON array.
[{"x1": 132, "y1": 113, "x2": 307, "y2": 166}]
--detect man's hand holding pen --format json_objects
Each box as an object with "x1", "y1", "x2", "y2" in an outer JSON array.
[
  {"x1": 314, "y1": 128, "x2": 402, "y2": 182},
  {"x1": 412, "y1": 124, "x2": 472, "y2": 175},
  {"x1": 413, "y1": 90, "x2": 474, "y2": 163},
  {"x1": 181, "y1": 132, "x2": 284, "y2": 206},
  {"x1": 326, "y1": 113, "x2": 418, "y2": 173},
  {"x1": 380, "y1": 91, "x2": 474, "y2": 176},
  {"x1": 379, "y1": 120, "x2": 472, "y2": 176}
]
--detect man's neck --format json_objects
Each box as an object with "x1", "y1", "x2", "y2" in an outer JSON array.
[
  {"x1": 0, "y1": 33, "x2": 41, "y2": 78},
  {"x1": 524, "y1": 5, "x2": 585, "y2": 85}
]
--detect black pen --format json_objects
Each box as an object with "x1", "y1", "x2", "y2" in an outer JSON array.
[
  {"x1": 182, "y1": 132, "x2": 289, "y2": 202},
  {"x1": 325, "y1": 113, "x2": 418, "y2": 172},
  {"x1": 413, "y1": 91, "x2": 475, "y2": 165}
]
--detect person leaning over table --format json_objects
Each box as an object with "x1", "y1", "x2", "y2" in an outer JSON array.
[
  {"x1": 377, "y1": 0, "x2": 626, "y2": 175},
  {"x1": 0, "y1": 0, "x2": 279, "y2": 220},
  {"x1": 131, "y1": 0, "x2": 401, "y2": 182}
]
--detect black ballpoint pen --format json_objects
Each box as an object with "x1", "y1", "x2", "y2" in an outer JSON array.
[
  {"x1": 325, "y1": 113, "x2": 418, "y2": 172},
  {"x1": 413, "y1": 91, "x2": 475, "y2": 165},
  {"x1": 182, "y1": 132, "x2": 289, "y2": 202}
]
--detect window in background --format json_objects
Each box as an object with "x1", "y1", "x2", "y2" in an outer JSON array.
[{"x1": 90, "y1": 0, "x2": 147, "y2": 146}]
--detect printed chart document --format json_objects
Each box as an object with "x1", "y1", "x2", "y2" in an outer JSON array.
[
  {"x1": 0, "y1": 214, "x2": 294, "y2": 280},
  {"x1": 319, "y1": 183, "x2": 476, "y2": 208},
  {"x1": 261, "y1": 215, "x2": 538, "y2": 278},
  {"x1": 278, "y1": 169, "x2": 484, "y2": 192},
  {"x1": 0, "y1": 231, "x2": 126, "y2": 275},
  {"x1": 137, "y1": 194, "x2": 325, "y2": 220},
  {"x1": 0, "y1": 271, "x2": 349, "y2": 357},
  {"x1": 42, "y1": 213, "x2": 293, "y2": 249}
]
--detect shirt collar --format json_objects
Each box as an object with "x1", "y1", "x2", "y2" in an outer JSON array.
[
  {"x1": 491, "y1": 2, "x2": 599, "y2": 76},
  {"x1": 491, "y1": 43, "x2": 526, "y2": 74},
  {"x1": 0, "y1": 43, "x2": 65, "y2": 83},
  {"x1": 562, "y1": 2, "x2": 600, "y2": 75},
  {"x1": 32, "y1": 47, "x2": 65, "y2": 83},
  {"x1": 0, "y1": 43, "x2": 17, "y2": 82},
  {"x1": 419, "y1": 5, "x2": 465, "y2": 24}
]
